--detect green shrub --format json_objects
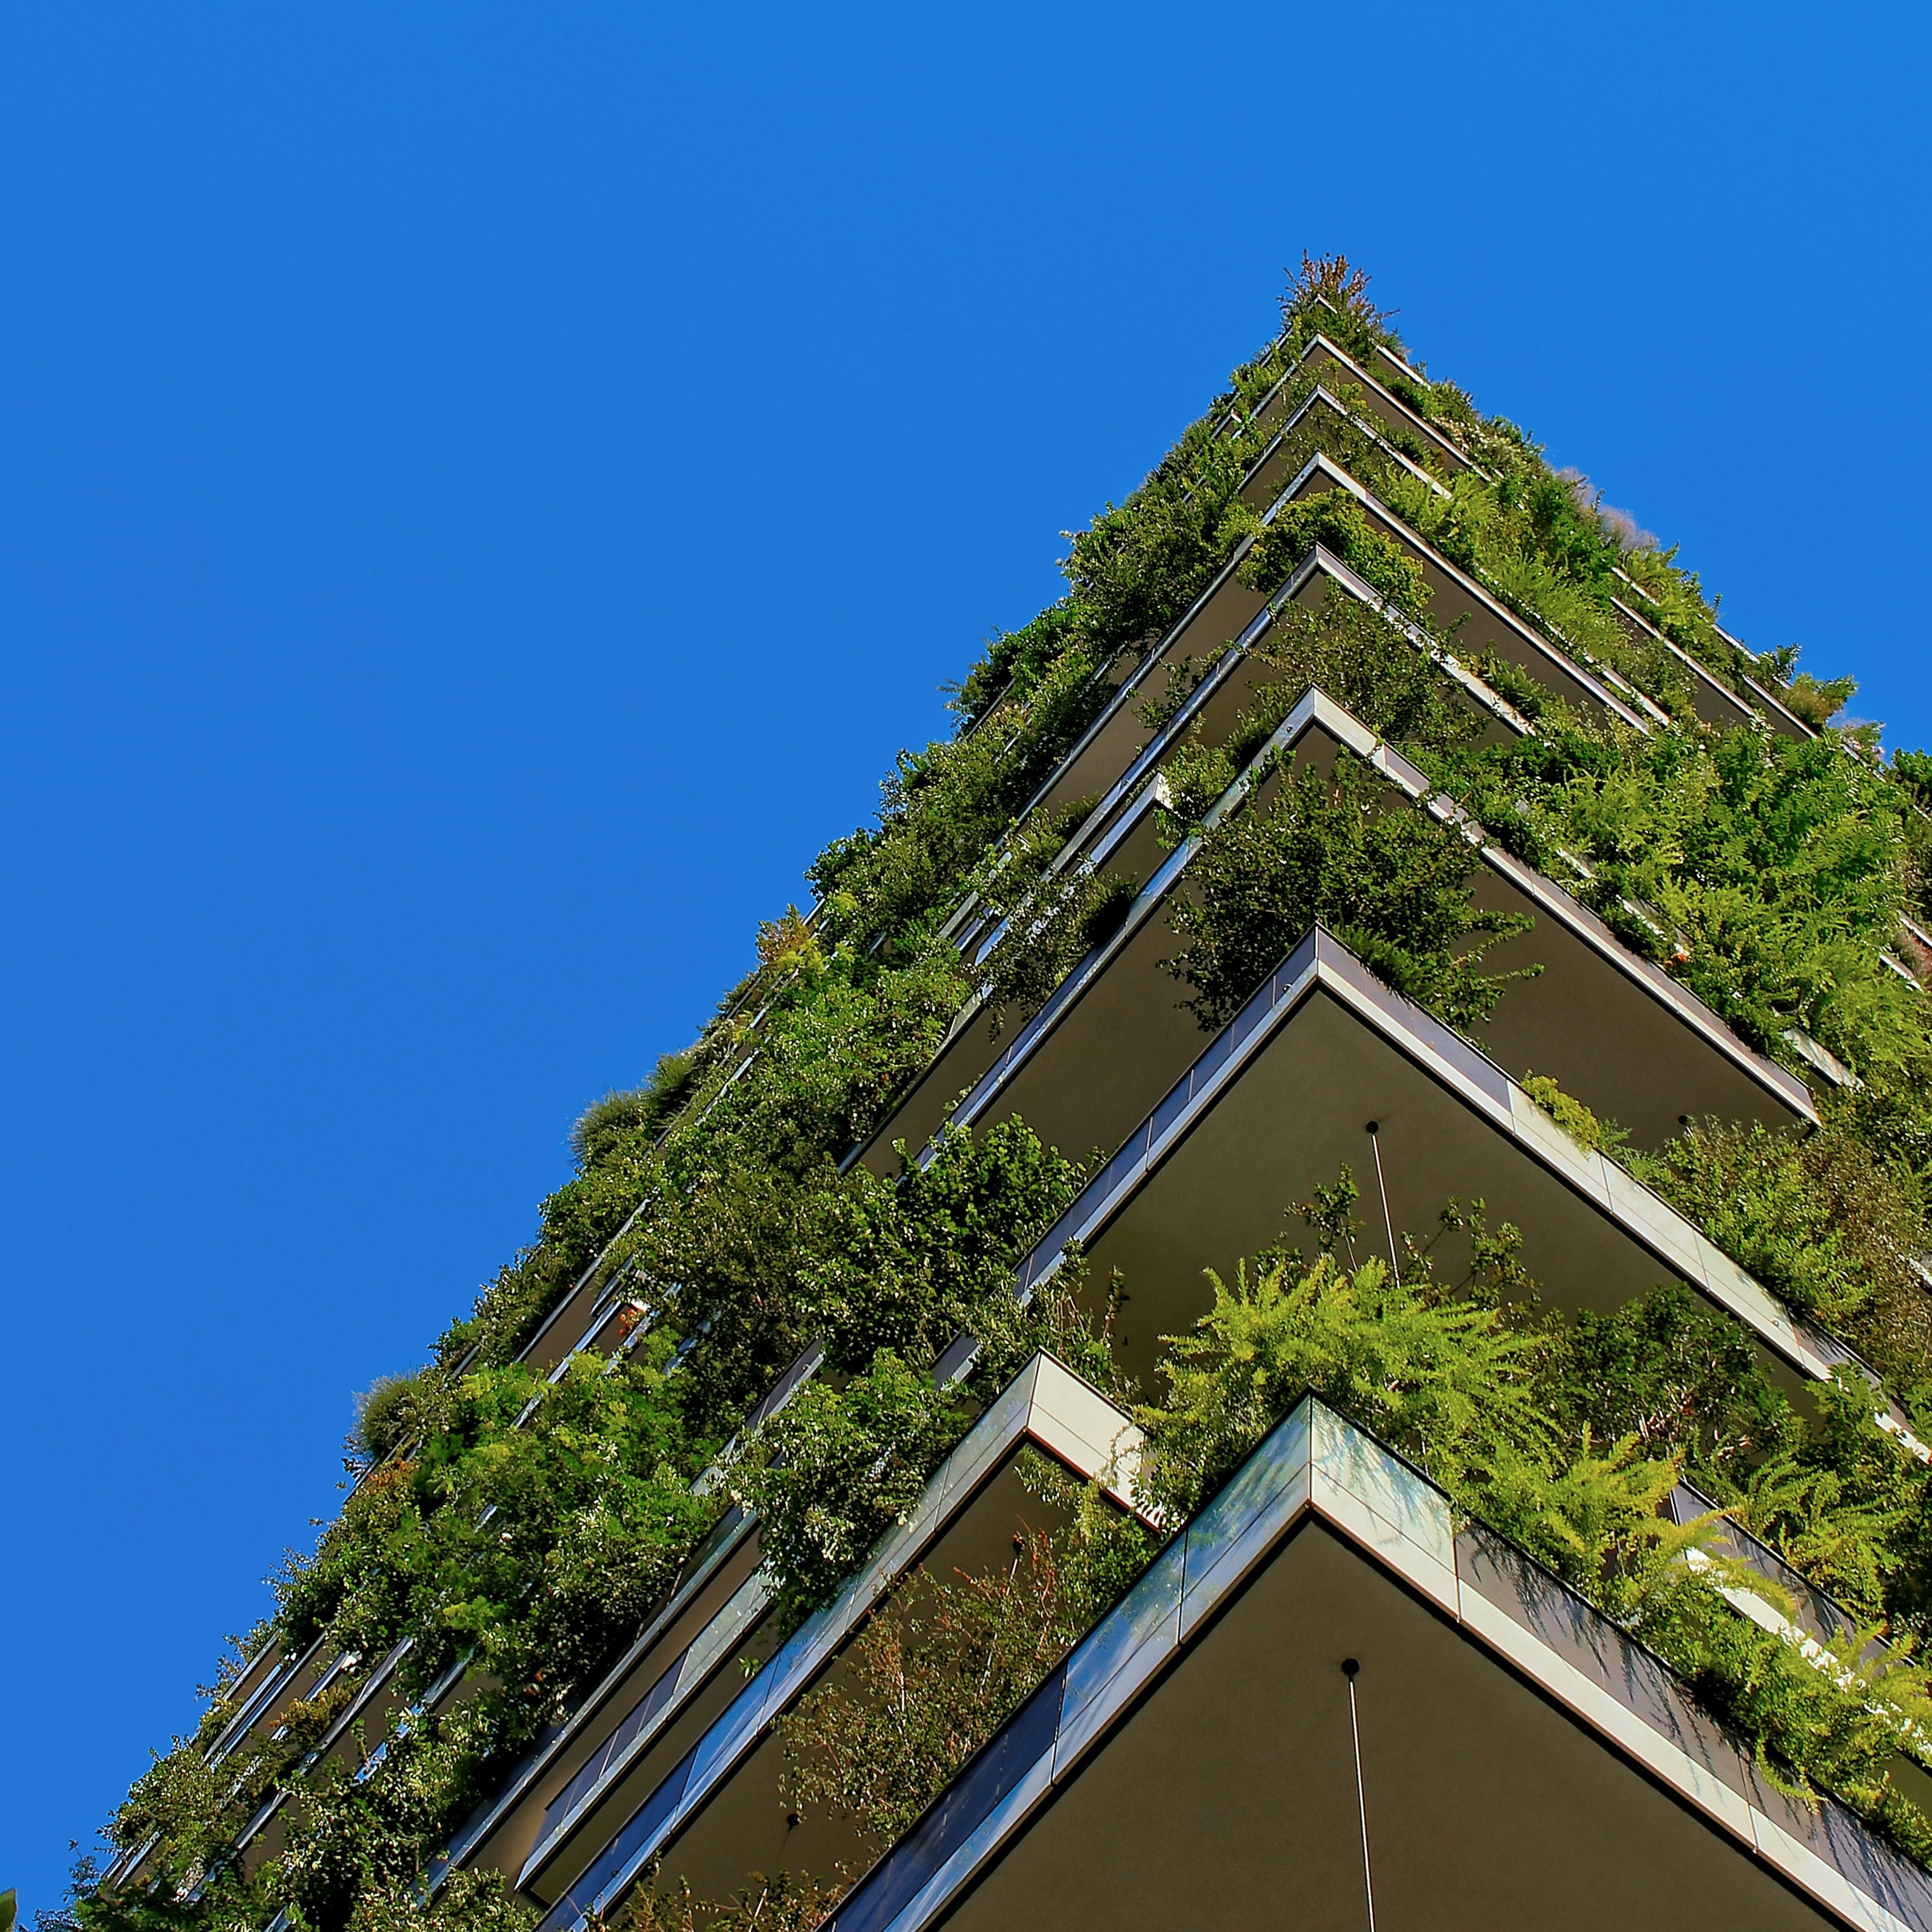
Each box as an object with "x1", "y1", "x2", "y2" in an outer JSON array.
[
  {"x1": 1543, "y1": 1281, "x2": 1787, "y2": 1480},
  {"x1": 351, "y1": 1368, "x2": 436, "y2": 1466},
  {"x1": 1137, "y1": 1246, "x2": 1552, "y2": 1522},
  {"x1": 1127, "y1": 1203, "x2": 1932, "y2": 1856},
  {"x1": 774, "y1": 1453, "x2": 1147, "y2": 1860},
  {"x1": 1784, "y1": 672, "x2": 1859, "y2": 728},
  {"x1": 1163, "y1": 750, "x2": 1536, "y2": 1034},
  {"x1": 727, "y1": 1350, "x2": 969, "y2": 1633},
  {"x1": 1520, "y1": 1075, "x2": 1628, "y2": 1157},
  {"x1": 570, "y1": 1051, "x2": 702, "y2": 1170},
  {"x1": 1633, "y1": 1114, "x2": 1932, "y2": 1395},
  {"x1": 777, "y1": 1531, "x2": 1069, "y2": 1849},
  {"x1": 1238, "y1": 490, "x2": 1428, "y2": 615}
]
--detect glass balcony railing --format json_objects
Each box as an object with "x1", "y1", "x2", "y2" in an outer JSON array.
[
  {"x1": 827, "y1": 1664, "x2": 1067, "y2": 1932},
  {"x1": 202, "y1": 1638, "x2": 321, "y2": 1772},
  {"x1": 534, "y1": 1741, "x2": 702, "y2": 1932},
  {"x1": 421, "y1": 1507, "x2": 758, "y2": 1896},
  {"x1": 519, "y1": 1568, "x2": 769, "y2": 1889}
]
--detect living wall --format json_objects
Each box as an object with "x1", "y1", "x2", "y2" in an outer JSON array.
[{"x1": 69, "y1": 255, "x2": 1932, "y2": 1932}]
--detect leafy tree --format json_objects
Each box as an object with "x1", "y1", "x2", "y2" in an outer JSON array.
[
  {"x1": 778, "y1": 1532, "x2": 1069, "y2": 1848},
  {"x1": 1163, "y1": 752, "x2": 1535, "y2": 1034},
  {"x1": 1544, "y1": 1281, "x2": 1788, "y2": 1478},
  {"x1": 1635, "y1": 1114, "x2": 1932, "y2": 1400},
  {"x1": 727, "y1": 1350, "x2": 969, "y2": 1634}
]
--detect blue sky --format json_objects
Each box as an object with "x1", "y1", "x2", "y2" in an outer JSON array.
[{"x1": 3, "y1": 1, "x2": 1929, "y2": 1912}]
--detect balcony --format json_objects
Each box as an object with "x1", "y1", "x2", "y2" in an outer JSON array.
[
  {"x1": 1283, "y1": 452, "x2": 1654, "y2": 729},
  {"x1": 822, "y1": 1396, "x2": 1932, "y2": 1932},
  {"x1": 1018, "y1": 438, "x2": 1649, "y2": 861},
  {"x1": 1011, "y1": 925, "x2": 1836, "y2": 1396},
  {"x1": 942, "y1": 540, "x2": 1525, "y2": 971},
  {"x1": 1281, "y1": 330, "x2": 1811, "y2": 743},
  {"x1": 1237, "y1": 378, "x2": 1452, "y2": 516},
  {"x1": 861, "y1": 689, "x2": 1811, "y2": 1192},
  {"x1": 1236, "y1": 330, "x2": 1478, "y2": 482},
  {"x1": 1245, "y1": 351, "x2": 1807, "y2": 746},
  {"x1": 518, "y1": 1353, "x2": 1144, "y2": 1931},
  {"x1": 1605, "y1": 586, "x2": 1797, "y2": 737},
  {"x1": 100, "y1": 1635, "x2": 339, "y2": 1893},
  {"x1": 438, "y1": 1505, "x2": 769, "y2": 1891}
]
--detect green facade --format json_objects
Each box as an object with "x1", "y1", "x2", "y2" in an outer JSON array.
[{"x1": 82, "y1": 259, "x2": 1932, "y2": 1932}]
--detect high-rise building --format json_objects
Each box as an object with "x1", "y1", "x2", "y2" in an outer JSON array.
[{"x1": 87, "y1": 262, "x2": 1932, "y2": 1932}]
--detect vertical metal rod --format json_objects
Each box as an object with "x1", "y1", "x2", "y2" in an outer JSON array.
[
  {"x1": 1367, "y1": 1125, "x2": 1400, "y2": 1287},
  {"x1": 1344, "y1": 1660, "x2": 1377, "y2": 1932}
]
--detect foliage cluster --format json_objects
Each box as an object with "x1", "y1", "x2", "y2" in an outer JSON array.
[
  {"x1": 1131, "y1": 1183, "x2": 1932, "y2": 1858},
  {"x1": 778, "y1": 1525, "x2": 1073, "y2": 1850},
  {"x1": 1142, "y1": 576, "x2": 1485, "y2": 759},
  {"x1": 1635, "y1": 1114, "x2": 1932, "y2": 1403},
  {"x1": 963, "y1": 790, "x2": 1140, "y2": 1036},
  {"x1": 101, "y1": 1095, "x2": 1083, "y2": 1932},
  {"x1": 744, "y1": 1457, "x2": 1148, "y2": 1922},
  {"x1": 1237, "y1": 488, "x2": 1429, "y2": 615},
  {"x1": 1161, "y1": 748, "x2": 1536, "y2": 1034},
  {"x1": 1428, "y1": 715, "x2": 1928, "y2": 1088}
]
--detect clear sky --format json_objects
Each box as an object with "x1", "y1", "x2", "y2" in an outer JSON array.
[{"x1": 4, "y1": 1, "x2": 1929, "y2": 1913}]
